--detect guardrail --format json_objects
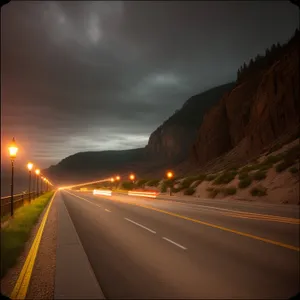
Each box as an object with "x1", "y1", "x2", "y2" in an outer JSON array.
[{"x1": 1, "y1": 191, "x2": 42, "y2": 217}]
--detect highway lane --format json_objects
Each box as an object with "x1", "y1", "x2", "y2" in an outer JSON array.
[
  {"x1": 81, "y1": 191, "x2": 300, "y2": 247},
  {"x1": 146, "y1": 194, "x2": 300, "y2": 219},
  {"x1": 61, "y1": 190, "x2": 299, "y2": 299}
]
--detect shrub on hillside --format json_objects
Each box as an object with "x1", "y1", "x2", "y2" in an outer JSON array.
[
  {"x1": 184, "y1": 187, "x2": 196, "y2": 195},
  {"x1": 222, "y1": 186, "x2": 237, "y2": 196},
  {"x1": 276, "y1": 158, "x2": 296, "y2": 173},
  {"x1": 206, "y1": 174, "x2": 217, "y2": 181},
  {"x1": 262, "y1": 154, "x2": 282, "y2": 165},
  {"x1": 252, "y1": 170, "x2": 267, "y2": 181},
  {"x1": 171, "y1": 187, "x2": 182, "y2": 193},
  {"x1": 136, "y1": 179, "x2": 148, "y2": 187},
  {"x1": 146, "y1": 179, "x2": 160, "y2": 187},
  {"x1": 160, "y1": 183, "x2": 167, "y2": 193},
  {"x1": 213, "y1": 170, "x2": 237, "y2": 185},
  {"x1": 250, "y1": 185, "x2": 267, "y2": 197},
  {"x1": 289, "y1": 166, "x2": 299, "y2": 174},
  {"x1": 195, "y1": 174, "x2": 207, "y2": 181},
  {"x1": 206, "y1": 187, "x2": 220, "y2": 198},
  {"x1": 181, "y1": 177, "x2": 196, "y2": 189},
  {"x1": 238, "y1": 172, "x2": 249, "y2": 180},
  {"x1": 238, "y1": 177, "x2": 252, "y2": 189},
  {"x1": 121, "y1": 181, "x2": 134, "y2": 190},
  {"x1": 275, "y1": 145, "x2": 300, "y2": 173},
  {"x1": 239, "y1": 164, "x2": 260, "y2": 173}
]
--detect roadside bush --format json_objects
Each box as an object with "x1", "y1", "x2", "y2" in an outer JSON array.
[
  {"x1": 252, "y1": 170, "x2": 267, "y2": 181},
  {"x1": 181, "y1": 177, "x2": 197, "y2": 189},
  {"x1": 184, "y1": 187, "x2": 196, "y2": 195},
  {"x1": 146, "y1": 179, "x2": 160, "y2": 187},
  {"x1": 238, "y1": 172, "x2": 249, "y2": 180},
  {"x1": 171, "y1": 187, "x2": 181, "y2": 193},
  {"x1": 239, "y1": 164, "x2": 260, "y2": 173},
  {"x1": 238, "y1": 177, "x2": 252, "y2": 189},
  {"x1": 289, "y1": 166, "x2": 299, "y2": 174},
  {"x1": 250, "y1": 185, "x2": 267, "y2": 197},
  {"x1": 121, "y1": 181, "x2": 134, "y2": 190},
  {"x1": 160, "y1": 183, "x2": 167, "y2": 193},
  {"x1": 195, "y1": 174, "x2": 207, "y2": 181},
  {"x1": 262, "y1": 154, "x2": 282, "y2": 165},
  {"x1": 276, "y1": 158, "x2": 296, "y2": 173},
  {"x1": 205, "y1": 174, "x2": 217, "y2": 181},
  {"x1": 207, "y1": 187, "x2": 219, "y2": 198},
  {"x1": 136, "y1": 179, "x2": 148, "y2": 188},
  {"x1": 222, "y1": 186, "x2": 237, "y2": 196},
  {"x1": 213, "y1": 170, "x2": 237, "y2": 185}
]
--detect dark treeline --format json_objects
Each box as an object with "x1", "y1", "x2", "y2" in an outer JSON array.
[{"x1": 237, "y1": 28, "x2": 299, "y2": 82}]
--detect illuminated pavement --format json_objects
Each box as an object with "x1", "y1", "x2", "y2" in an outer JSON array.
[{"x1": 57, "y1": 190, "x2": 300, "y2": 299}]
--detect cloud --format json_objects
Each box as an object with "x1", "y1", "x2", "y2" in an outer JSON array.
[{"x1": 1, "y1": 1, "x2": 298, "y2": 168}]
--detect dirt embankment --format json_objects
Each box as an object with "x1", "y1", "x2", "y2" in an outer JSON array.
[{"x1": 171, "y1": 138, "x2": 299, "y2": 205}]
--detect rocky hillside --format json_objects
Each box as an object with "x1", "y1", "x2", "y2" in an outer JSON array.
[
  {"x1": 145, "y1": 82, "x2": 235, "y2": 163},
  {"x1": 192, "y1": 29, "x2": 300, "y2": 169}
]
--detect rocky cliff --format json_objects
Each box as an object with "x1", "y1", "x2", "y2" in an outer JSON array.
[
  {"x1": 192, "y1": 30, "x2": 300, "y2": 167},
  {"x1": 145, "y1": 82, "x2": 235, "y2": 163}
]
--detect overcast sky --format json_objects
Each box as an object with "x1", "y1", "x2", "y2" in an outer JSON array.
[{"x1": 1, "y1": 1, "x2": 299, "y2": 169}]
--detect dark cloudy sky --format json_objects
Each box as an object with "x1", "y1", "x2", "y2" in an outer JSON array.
[{"x1": 1, "y1": 1, "x2": 299, "y2": 169}]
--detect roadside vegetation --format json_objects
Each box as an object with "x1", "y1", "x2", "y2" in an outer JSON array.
[
  {"x1": 213, "y1": 170, "x2": 237, "y2": 185},
  {"x1": 184, "y1": 187, "x2": 196, "y2": 195},
  {"x1": 250, "y1": 185, "x2": 267, "y2": 197},
  {"x1": 1, "y1": 191, "x2": 54, "y2": 278}
]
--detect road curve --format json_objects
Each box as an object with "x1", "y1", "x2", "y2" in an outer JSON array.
[{"x1": 60, "y1": 190, "x2": 299, "y2": 299}]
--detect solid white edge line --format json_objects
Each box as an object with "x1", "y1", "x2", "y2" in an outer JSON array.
[
  {"x1": 124, "y1": 218, "x2": 156, "y2": 234},
  {"x1": 162, "y1": 237, "x2": 187, "y2": 250}
]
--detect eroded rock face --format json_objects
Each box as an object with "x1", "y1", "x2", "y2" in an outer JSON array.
[
  {"x1": 145, "y1": 83, "x2": 235, "y2": 163},
  {"x1": 192, "y1": 34, "x2": 300, "y2": 166}
]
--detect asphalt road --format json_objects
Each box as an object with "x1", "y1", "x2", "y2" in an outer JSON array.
[{"x1": 60, "y1": 190, "x2": 300, "y2": 299}]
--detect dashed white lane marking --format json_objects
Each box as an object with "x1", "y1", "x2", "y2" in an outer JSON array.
[
  {"x1": 124, "y1": 218, "x2": 156, "y2": 234},
  {"x1": 65, "y1": 190, "x2": 102, "y2": 208},
  {"x1": 105, "y1": 209, "x2": 111, "y2": 212},
  {"x1": 162, "y1": 237, "x2": 187, "y2": 250}
]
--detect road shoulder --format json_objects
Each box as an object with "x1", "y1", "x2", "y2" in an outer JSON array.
[{"x1": 54, "y1": 192, "x2": 105, "y2": 299}]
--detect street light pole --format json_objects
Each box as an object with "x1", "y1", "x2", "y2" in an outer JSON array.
[
  {"x1": 35, "y1": 169, "x2": 40, "y2": 197},
  {"x1": 40, "y1": 176, "x2": 43, "y2": 194},
  {"x1": 166, "y1": 171, "x2": 174, "y2": 196},
  {"x1": 9, "y1": 137, "x2": 18, "y2": 217},
  {"x1": 27, "y1": 162, "x2": 33, "y2": 202},
  {"x1": 11, "y1": 159, "x2": 14, "y2": 216}
]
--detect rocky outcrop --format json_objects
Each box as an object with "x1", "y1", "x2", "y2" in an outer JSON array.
[
  {"x1": 192, "y1": 31, "x2": 300, "y2": 167},
  {"x1": 145, "y1": 83, "x2": 235, "y2": 163}
]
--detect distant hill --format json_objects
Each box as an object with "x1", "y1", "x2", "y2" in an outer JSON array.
[{"x1": 45, "y1": 83, "x2": 234, "y2": 183}]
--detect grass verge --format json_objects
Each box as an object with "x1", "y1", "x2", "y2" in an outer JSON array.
[{"x1": 1, "y1": 191, "x2": 54, "y2": 279}]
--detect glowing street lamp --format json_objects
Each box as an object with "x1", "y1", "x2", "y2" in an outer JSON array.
[
  {"x1": 35, "y1": 169, "x2": 40, "y2": 196},
  {"x1": 9, "y1": 138, "x2": 18, "y2": 216},
  {"x1": 167, "y1": 171, "x2": 173, "y2": 179},
  {"x1": 110, "y1": 177, "x2": 115, "y2": 182},
  {"x1": 27, "y1": 162, "x2": 33, "y2": 202},
  {"x1": 129, "y1": 174, "x2": 135, "y2": 183},
  {"x1": 166, "y1": 171, "x2": 174, "y2": 196},
  {"x1": 116, "y1": 175, "x2": 120, "y2": 181}
]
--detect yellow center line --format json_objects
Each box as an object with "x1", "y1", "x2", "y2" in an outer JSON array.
[
  {"x1": 220, "y1": 212, "x2": 300, "y2": 224},
  {"x1": 11, "y1": 191, "x2": 57, "y2": 300},
  {"x1": 166, "y1": 201, "x2": 300, "y2": 223},
  {"x1": 68, "y1": 191, "x2": 300, "y2": 252}
]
